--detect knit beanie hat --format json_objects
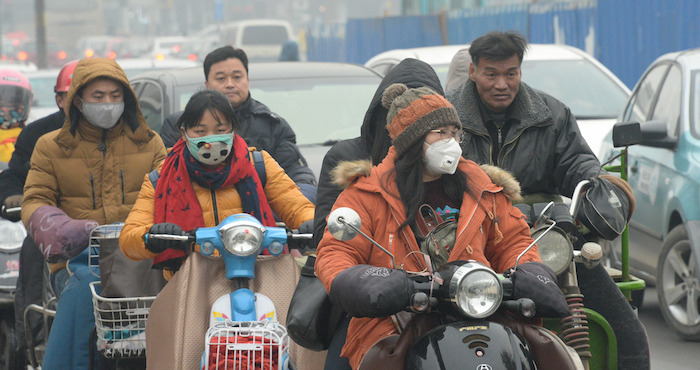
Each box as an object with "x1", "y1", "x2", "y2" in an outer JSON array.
[{"x1": 382, "y1": 83, "x2": 462, "y2": 157}]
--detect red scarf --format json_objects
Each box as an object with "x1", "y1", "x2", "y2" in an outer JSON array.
[{"x1": 152, "y1": 136, "x2": 276, "y2": 270}]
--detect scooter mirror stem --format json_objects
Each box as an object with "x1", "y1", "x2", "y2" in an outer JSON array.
[
  {"x1": 514, "y1": 219, "x2": 557, "y2": 270},
  {"x1": 337, "y1": 216, "x2": 397, "y2": 269}
]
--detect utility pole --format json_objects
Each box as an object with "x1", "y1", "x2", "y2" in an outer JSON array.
[{"x1": 35, "y1": 0, "x2": 47, "y2": 68}]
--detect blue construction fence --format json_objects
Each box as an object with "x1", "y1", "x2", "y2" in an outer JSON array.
[{"x1": 304, "y1": 0, "x2": 700, "y2": 89}]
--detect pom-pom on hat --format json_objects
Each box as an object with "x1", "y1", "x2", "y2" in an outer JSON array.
[{"x1": 382, "y1": 83, "x2": 462, "y2": 157}]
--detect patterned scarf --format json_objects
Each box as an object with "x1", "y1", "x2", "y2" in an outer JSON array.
[{"x1": 152, "y1": 135, "x2": 276, "y2": 270}]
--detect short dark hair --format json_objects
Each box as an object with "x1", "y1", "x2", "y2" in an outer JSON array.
[
  {"x1": 177, "y1": 89, "x2": 240, "y2": 132},
  {"x1": 203, "y1": 46, "x2": 249, "y2": 80},
  {"x1": 469, "y1": 31, "x2": 528, "y2": 66}
]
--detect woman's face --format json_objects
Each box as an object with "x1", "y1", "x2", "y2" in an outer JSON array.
[
  {"x1": 180, "y1": 108, "x2": 233, "y2": 140},
  {"x1": 422, "y1": 124, "x2": 461, "y2": 181}
]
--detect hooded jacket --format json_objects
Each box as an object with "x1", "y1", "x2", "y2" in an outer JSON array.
[
  {"x1": 21, "y1": 58, "x2": 167, "y2": 273},
  {"x1": 312, "y1": 58, "x2": 444, "y2": 246},
  {"x1": 447, "y1": 79, "x2": 601, "y2": 198},
  {"x1": 315, "y1": 147, "x2": 540, "y2": 368}
]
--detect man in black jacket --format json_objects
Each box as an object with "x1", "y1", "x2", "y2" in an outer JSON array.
[
  {"x1": 446, "y1": 30, "x2": 649, "y2": 369},
  {"x1": 159, "y1": 46, "x2": 317, "y2": 202},
  {"x1": 0, "y1": 60, "x2": 78, "y2": 366}
]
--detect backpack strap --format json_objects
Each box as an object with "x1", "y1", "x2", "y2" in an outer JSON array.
[
  {"x1": 249, "y1": 150, "x2": 266, "y2": 188},
  {"x1": 148, "y1": 169, "x2": 160, "y2": 189}
]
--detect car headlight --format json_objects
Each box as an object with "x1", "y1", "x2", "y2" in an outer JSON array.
[
  {"x1": 532, "y1": 226, "x2": 573, "y2": 276},
  {"x1": 448, "y1": 262, "x2": 502, "y2": 318},
  {"x1": 0, "y1": 220, "x2": 26, "y2": 252},
  {"x1": 218, "y1": 220, "x2": 264, "y2": 257}
]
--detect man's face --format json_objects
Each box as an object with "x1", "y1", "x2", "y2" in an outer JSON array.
[
  {"x1": 468, "y1": 55, "x2": 521, "y2": 113},
  {"x1": 205, "y1": 57, "x2": 250, "y2": 108},
  {"x1": 74, "y1": 78, "x2": 124, "y2": 108}
]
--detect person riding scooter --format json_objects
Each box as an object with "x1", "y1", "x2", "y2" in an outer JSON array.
[
  {"x1": 21, "y1": 58, "x2": 167, "y2": 369},
  {"x1": 0, "y1": 68, "x2": 32, "y2": 163},
  {"x1": 315, "y1": 84, "x2": 566, "y2": 369},
  {"x1": 119, "y1": 89, "x2": 315, "y2": 279}
]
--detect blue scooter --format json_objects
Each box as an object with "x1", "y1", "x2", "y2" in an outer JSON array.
[{"x1": 148, "y1": 213, "x2": 308, "y2": 370}]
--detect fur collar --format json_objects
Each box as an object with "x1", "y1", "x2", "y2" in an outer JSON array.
[{"x1": 331, "y1": 159, "x2": 522, "y2": 202}]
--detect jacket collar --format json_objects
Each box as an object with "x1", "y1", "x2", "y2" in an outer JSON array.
[
  {"x1": 55, "y1": 116, "x2": 154, "y2": 151},
  {"x1": 448, "y1": 79, "x2": 553, "y2": 137}
]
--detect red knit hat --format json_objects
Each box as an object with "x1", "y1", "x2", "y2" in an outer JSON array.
[{"x1": 382, "y1": 83, "x2": 462, "y2": 157}]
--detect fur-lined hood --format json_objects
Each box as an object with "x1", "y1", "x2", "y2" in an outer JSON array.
[{"x1": 331, "y1": 158, "x2": 522, "y2": 202}]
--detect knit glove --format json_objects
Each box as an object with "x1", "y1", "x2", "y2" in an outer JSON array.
[
  {"x1": 145, "y1": 223, "x2": 189, "y2": 253},
  {"x1": 1, "y1": 194, "x2": 23, "y2": 222}
]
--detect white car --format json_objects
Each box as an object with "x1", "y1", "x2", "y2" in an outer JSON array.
[{"x1": 365, "y1": 44, "x2": 631, "y2": 157}]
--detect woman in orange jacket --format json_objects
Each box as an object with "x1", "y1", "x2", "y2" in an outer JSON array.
[
  {"x1": 119, "y1": 89, "x2": 315, "y2": 278},
  {"x1": 315, "y1": 83, "x2": 543, "y2": 369}
]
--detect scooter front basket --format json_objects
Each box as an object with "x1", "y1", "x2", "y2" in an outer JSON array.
[
  {"x1": 203, "y1": 320, "x2": 290, "y2": 370},
  {"x1": 89, "y1": 281, "x2": 156, "y2": 359}
]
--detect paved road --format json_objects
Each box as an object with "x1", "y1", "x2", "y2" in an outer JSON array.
[{"x1": 639, "y1": 286, "x2": 700, "y2": 369}]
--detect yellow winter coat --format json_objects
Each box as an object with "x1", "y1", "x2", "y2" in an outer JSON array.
[
  {"x1": 119, "y1": 148, "x2": 315, "y2": 279},
  {"x1": 21, "y1": 58, "x2": 167, "y2": 273},
  {"x1": 0, "y1": 127, "x2": 22, "y2": 162}
]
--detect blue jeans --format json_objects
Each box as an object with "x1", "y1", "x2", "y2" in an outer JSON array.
[
  {"x1": 50, "y1": 267, "x2": 70, "y2": 300},
  {"x1": 43, "y1": 249, "x2": 99, "y2": 369}
]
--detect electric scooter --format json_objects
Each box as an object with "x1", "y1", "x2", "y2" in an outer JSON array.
[{"x1": 147, "y1": 213, "x2": 311, "y2": 370}]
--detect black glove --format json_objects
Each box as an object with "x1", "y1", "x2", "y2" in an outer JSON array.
[
  {"x1": 298, "y1": 219, "x2": 314, "y2": 234},
  {"x1": 145, "y1": 222, "x2": 189, "y2": 253},
  {"x1": 1, "y1": 194, "x2": 22, "y2": 222},
  {"x1": 329, "y1": 265, "x2": 414, "y2": 318},
  {"x1": 508, "y1": 262, "x2": 569, "y2": 318}
]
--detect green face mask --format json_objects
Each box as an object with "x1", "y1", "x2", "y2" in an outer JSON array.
[{"x1": 184, "y1": 132, "x2": 234, "y2": 165}]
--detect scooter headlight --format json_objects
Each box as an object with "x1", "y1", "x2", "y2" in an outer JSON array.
[
  {"x1": 0, "y1": 220, "x2": 26, "y2": 252},
  {"x1": 448, "y1": 262, "x2": 502, "y2": 318},
  {"x1": 218, "y1": 220, "x2": 264, "y2": 256},
  {"x1": 532, "y1": 226, "x2": 573, "y2": 276}
]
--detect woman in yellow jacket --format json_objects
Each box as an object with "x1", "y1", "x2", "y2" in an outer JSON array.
[{"x1": 120, "y1": 89, "x2": 315, "y2": 278}]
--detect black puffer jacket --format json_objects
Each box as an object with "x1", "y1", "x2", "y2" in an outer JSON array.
[
  {"x1": 160, "y1": 95, "x2": 316, "y2": 186},
  {"x1": 0, "y1": 110, "x2": 65, "y2": 206},
  {"x1": 447, "y1": 79, "x2": 601, "y2": 198},
  {"x1": 312, "y1": 58, "x2": 444, "y2": 246}
]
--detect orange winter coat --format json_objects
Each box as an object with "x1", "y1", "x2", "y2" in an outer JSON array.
[
  {"x1": 119, "y1": 148, "x2": 314, "y2": 279},
  {"x1": 315, "y1": 147, "x2": 541, "y2": 369}
]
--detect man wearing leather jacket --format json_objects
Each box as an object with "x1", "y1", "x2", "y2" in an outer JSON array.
[
  {"x1": 158, "y1": 46, "x2": 317, "y2": 202},
  {"x1": 446, "y1": 30, "x2": 649, "y2": 369}
]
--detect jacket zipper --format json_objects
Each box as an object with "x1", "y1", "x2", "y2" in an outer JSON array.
[
  {"x1": 90, "y1": 173, "x2": 96, "y2": 209},
  {"x1": 210, "y1": 189, "x2": 219, "y2": 225},
  {"x1": 120, "y1": 169, "x2": 125, "y2": 204}
]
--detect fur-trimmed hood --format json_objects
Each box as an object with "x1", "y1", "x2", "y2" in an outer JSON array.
[{"x1": 331, "y1": 158, "x2": 522, "y2": 202}]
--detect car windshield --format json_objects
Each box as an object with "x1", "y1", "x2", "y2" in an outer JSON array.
[
  {"x1": 251, "y1": 77, "x2": 379, "y2": 146},
  {"x1": 28, "y1": 75, "x2": 57, "y2": 108},
  {"x1": 434, "y1": 59, "x2": 629, "y2": 119}
]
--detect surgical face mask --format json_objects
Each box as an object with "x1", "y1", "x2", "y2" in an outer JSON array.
[
  {"x1": 79, "y1": 98, "x2": 124, "y2": 129},
  {"x1": 184, "y1": 132, "x2": 234, "y2": 166},
  {"x1": 424, "y1": 139, "x2": 462, "y2": 175}
]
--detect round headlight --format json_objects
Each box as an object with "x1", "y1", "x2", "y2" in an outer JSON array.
[
  {"x1": 533, "y1": 226, "x2": 573, "y2": 276},
  {"x1": 0, "y1": 220, "x2": 26, "y2": 251},
  {"x1": 448, "y1": 262, "x2": 502, "y2": 318},
  {"x1": 219, "y1": 221, "x2": 264, "y2": 256}
]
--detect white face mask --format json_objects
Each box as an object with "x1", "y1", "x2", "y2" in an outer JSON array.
[
  {"x1": 424, "y1": 139, "x2": 462, "y2": 175},
  {"x1": 79, "y1": 99, "x2": 124, "y2": 129}
]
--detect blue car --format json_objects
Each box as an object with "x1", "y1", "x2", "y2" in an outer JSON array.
[{"x1": 599, "y1": 48, "x2": 700, "y2": 340}]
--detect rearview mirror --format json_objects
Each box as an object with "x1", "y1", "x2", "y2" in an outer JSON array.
[{"x1": 327, "y1": 207, "x2": 362, "y2": 241}]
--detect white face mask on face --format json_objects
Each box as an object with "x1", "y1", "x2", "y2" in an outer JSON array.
[
  {"x1": 424, "y1": 139, "x2": 462, "y2": 175},
  {"x1": 79, "y1": 98, "x2": 124, "y2": 129}
]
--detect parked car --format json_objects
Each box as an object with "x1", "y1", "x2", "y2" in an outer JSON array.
[
  {"x1": 25, "y1": 68, "x2": 62, "y2": 123},
  {"x1": 598, "y1": 48, "x2": 700, "y2": 340},
  {"x1": 365, "y1": 44, "x2": 631, "y2": 157},
  {"x1": 129, "y1": 62, "x2": 383, "y2": 178},
  {"x1": 115, "y1": 57, "x2": 199, "y2": 79}
]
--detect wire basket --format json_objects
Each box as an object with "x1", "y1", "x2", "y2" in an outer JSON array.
[
  {"x1": 88, "y1": 222, "x2": 124, "y2": 279},
  {"x1": 203, "y1": 320, "x2": 290, "y2": 370},
  {"x1": 89, "y1": 281, "x2": 155, "y2": 358}
]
